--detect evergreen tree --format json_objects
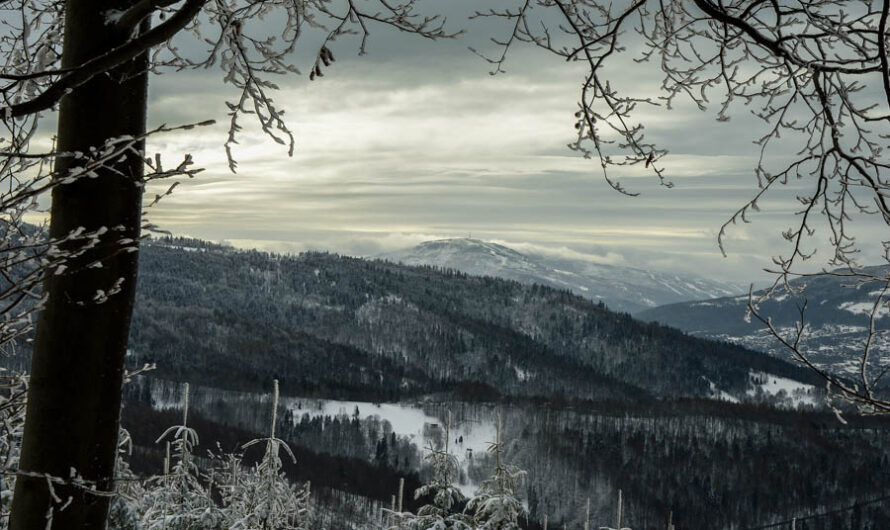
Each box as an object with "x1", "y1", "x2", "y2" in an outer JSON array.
[
  {"x1": 467, "y1": 417, "x2": 526, "y2": 530},
  {"x1": 399, "y1": 413, "x2": 472, "y2": 530},
  {"x1": 107, "y1": 429, "x2": 144, "y2": 530},
  {"x1": 219, "y1": 380, "x2": 311, "y2": 529},
  {"x1": 137, "y1": 384, "x2": 221, "y2": 529}
]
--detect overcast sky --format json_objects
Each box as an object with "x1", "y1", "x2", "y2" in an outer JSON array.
[{"x1": 128, "y1": 4, "x2": 887, "y2": 284}]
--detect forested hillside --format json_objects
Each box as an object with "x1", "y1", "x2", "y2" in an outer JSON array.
[
  {"x1": 637, "y1": 266, "x2": 890, "y2": 376},
  {"x1": 10, "y1": 236, "x2": 887, "y2": 529},
  {"x1": 122, "y1": 379, "x2": 890, "y2": 530},
  {"x1": 127, "y1": 237, "x2": 820, "y2": 404}
]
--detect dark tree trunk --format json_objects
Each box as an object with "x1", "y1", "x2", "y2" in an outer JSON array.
[{"x1": 10, "y1": 2, "x2": 148, "y2": 528}]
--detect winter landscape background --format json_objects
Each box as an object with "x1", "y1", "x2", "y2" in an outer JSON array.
[
  {"x1": 7, "y1": 235, "x2": 890, "y2": 528},
  {"x1": 5, "y1": 1, "x2": 890, "y2": 529}
]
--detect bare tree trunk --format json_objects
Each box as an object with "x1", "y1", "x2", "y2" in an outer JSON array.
[{"x1": 10, "y1": 1, "x2": 148, "y2": 528}]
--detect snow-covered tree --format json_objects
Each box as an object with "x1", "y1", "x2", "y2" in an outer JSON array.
[
  {"x1": 218, "y1": 380, "x2": 310, "y2": 530},
  {"x1": 4, "y1": 2, "x2": 455, "y2": 526},
  {"x1": 106, "y1": 428, "x2": 144, "y2": 530},
  {"x1": 466, "y1": 418, "x2": 526, "y2": 530},
  {"x1": 7, "y1": 0, "x2": 890, "y2": 525},
  {"x1": 597, "y1": 490, "x2": 631, "y2": 530},
  {"x1": 397, "y1": 413, "x2": 472, "y2": 530},
  {"x1": 138, "y1": 383, "x2": 221, "y2": 530},
  {"x1": 0, "y1": 372, "x2": 26, "y2": 530}
]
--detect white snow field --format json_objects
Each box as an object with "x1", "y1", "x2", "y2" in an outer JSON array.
[{"x1": 285, "y1": 397, "x2": 497, "y2": 495}]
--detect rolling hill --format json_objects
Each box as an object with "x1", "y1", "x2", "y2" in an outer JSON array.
[{"x1": 121, "y1": 237, "x2": 821, "y2": 405}]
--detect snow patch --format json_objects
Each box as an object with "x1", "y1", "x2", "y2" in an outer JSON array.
[
  {"x1": 513, "y1": 366, "x2": 530, "y2": 382},
  {"x1": 703, "y1": 377, "x2": 739, "y2": 403},
  {"x1": 285, "y1": 397, "x2": 496, "y2": 496},
  {"x1": 838, "y1": 301, "x2": 890, "y2": 318},
  {"x1": 747, "y1": 371, "x2": 817, "y2": 407}
]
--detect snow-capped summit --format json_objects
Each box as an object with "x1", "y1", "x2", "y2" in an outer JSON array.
[
  {"x1": 379, "y1": 238, "x2": 742, "y2": 313},
  {"x1": 381, "y1": 238, "x2": 542, "y2": 278}
]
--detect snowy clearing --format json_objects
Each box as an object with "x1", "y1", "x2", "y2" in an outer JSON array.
[
  {"x1": 747, "y1": 371, "x2": 818, "y2": 407},
  {"x1": 284, "y1": 397, "x2": 497, "y2": 495}
]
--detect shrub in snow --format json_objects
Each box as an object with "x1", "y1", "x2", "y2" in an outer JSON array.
[
  {"x1": 107, "y1": 430, "x2": 144, "y2": 530},
  {"x1": 399, "y1": 441, "x2": 472, "y2": 530},
  {"x1": 1, "y1": 376, "x2": 316, "y2": 529},
  {"x1": 107, "y1": 494, "x2": 141, "y2": 530}
]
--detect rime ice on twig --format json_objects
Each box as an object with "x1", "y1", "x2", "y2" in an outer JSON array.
[{"x1": 478, "y1": 1, "x2": 890, "y2": 418}]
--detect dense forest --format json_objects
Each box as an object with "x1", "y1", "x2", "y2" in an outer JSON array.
[
  {"x1": 120, "y1": 239, "x2": 890, "y2": 527},
  {"x1": 122, "y1": 238, "x2": 822, "y2": 404},
  {"x1": 120, "y1": 376, "x2": 890, "y2": 530},
  {"x1": 6, "y1": 236, "x2": 889, "y2": 529},
  {"x1": 637, "y1": 266, "x2": 890, "y2": 374}
]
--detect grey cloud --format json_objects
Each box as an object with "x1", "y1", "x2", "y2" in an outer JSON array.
[{"x1": 131, "y1": 5, "x2": 889, "y2": 287}]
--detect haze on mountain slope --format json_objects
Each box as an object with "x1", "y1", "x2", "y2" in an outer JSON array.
[{"x1": 380, "y1": 238, "x2": 744, "y2": 313}]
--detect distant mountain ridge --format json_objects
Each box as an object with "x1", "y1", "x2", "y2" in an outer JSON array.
[
  {"x1": 636, "y1": 265, "x2": 890, "y2": 375},
  {"x1": 380, "y1": 238, "x2": 743, "y2": 313}
]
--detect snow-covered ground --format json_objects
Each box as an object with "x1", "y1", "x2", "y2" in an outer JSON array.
[
  {"x1": 147, "y1": 380, "x2": 499, "y2": 495},
  {"x1": 704, "y1": 377, "x2": 740, "y2": 403},
  {"x1": 747, "y1": 371, "x2": 818, "y2": 408},
  {"x1": 284, "y1": 397, "x2": 497, "y2": 495},
  {"x1": 839, "y1": 300, "x2": 890, "y2": 318},
  {"x1": 705, "y1": 371, "x2": 818, "y2": 408},
  {"x1": 701, "y1": 321, "x2": 890, "y2": 380}
]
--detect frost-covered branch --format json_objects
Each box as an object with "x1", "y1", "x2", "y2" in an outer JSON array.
[
  {"x1": 2, "y1": 0, "x2": 206, "y2": 119},
  {"x1": 480, "y1": 0, "x2": 890, "y2": 417}
]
